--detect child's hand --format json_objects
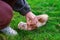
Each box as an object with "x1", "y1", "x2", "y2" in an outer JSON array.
[{"x1": 26, "y1": 12, "x2": 38, "y2": 26}]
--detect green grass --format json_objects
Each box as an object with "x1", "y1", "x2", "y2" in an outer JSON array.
[{"x1": 0, "y1": 0, "x2": 60, "y2": 40}]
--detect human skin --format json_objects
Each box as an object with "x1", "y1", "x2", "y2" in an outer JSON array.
[{"x1": 26, "y1": 12, "x2": 38, "y2": 26}]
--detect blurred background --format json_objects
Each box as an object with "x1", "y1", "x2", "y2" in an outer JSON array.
[{"x1": 0, "y1": 0, "x2": 60, "y2": 40}]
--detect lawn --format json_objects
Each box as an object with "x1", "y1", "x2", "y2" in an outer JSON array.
[{"x1": 0, "y1": 0, "x2": 60, "y2": 40}]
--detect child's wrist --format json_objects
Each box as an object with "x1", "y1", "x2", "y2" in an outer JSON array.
[{"x1": 26, "y1": 12, "x2": 36, "y2": 19}]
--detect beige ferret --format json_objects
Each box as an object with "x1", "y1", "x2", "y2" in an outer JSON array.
[{"x1": 18, "y1": 14, "x2": 48, "y2": 30}]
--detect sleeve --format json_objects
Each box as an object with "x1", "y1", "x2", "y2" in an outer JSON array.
[{"x1": 13, "y1": 0, "x2": 31, "y2": 16}]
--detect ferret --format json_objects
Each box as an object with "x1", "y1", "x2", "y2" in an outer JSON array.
[{"x1": 18, "y1": 14, "x2": 48, "y2": 30}]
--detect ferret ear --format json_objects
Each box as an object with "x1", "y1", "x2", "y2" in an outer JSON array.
[
  {"x1": 38, "y1": 18, "x2": 45, "y2": 23},
  {"x1": 37, "y1": 14, "x2": 48, "y2": 23}
]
